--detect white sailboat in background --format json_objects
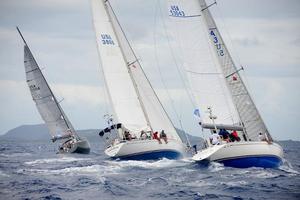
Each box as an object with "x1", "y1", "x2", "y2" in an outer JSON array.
[
  {"x1": 165, "y1": 0, "x2": 283, "y2": 168},
  {"x1": 90, "y1": 0, "x2": 186, "y2": 160},
  {"x1": 17, "y1": 27, "x2": 90, "y2": 154}
]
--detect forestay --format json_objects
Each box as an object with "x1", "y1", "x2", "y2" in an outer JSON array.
[
  {"x1": 105, "y1": 1, "x2": 182, "y2": 141},
  {"x1": 166, "y1": 0, "x2": 271, "y2": 141},
  {"x1": 91, "y1": 0, "x2": 149, "y2": 134},
  {"x1": 24, "y1": 45, "x2": 76, "y2": 139}
]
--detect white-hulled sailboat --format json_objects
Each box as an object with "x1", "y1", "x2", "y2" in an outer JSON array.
[
  {"x1": 165, "y1": 0, "x2": 283, "y2": 168},
  {"x1": 90, "y1": 0, "x2": 186, "y2": 160},
  {"x1": 17, "y1": 27, "x2": 90, "y2": 154}
]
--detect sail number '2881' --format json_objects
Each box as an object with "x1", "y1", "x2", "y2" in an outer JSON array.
[{"x1": 210, "y1": 30, "x2": 224, "y2": 56}]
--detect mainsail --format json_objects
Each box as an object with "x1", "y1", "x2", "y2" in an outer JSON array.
[
  {"x1": 166, "y1": 0, "x2": 271, "y2": 141},
  {"x1": 18, "y1": 28, "x2": 77, "y2": 140},
  {"x1": 91, "y1": 0, "x2": 181, "y2": 141}
]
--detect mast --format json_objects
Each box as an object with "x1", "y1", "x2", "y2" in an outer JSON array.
[
  {"x1": 198, "y1": 0, "x2": 272, "y2": 141},
  {"x1": 103, "y1": 1, "x2": 152, "y2": 131},
  {"x1": 104, "y1": 1, "x2": 183, "y2": 142}
]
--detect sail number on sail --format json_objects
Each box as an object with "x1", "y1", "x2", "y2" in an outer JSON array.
[
  {"x1": 210, "y1": 29, "x2": 224, "y2": 56},
  {"x1": 101, "y1": 34, "x2": 115, "y2": 45},
  {"x1": 169, "y1": 5, "x2": 185, "y2": 17}
]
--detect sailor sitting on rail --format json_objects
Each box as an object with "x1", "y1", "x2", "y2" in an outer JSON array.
[{"x1": 209, "y1": 130, "x2": 221, "y2": 145}]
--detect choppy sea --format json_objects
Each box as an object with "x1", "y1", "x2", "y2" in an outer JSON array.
[{"x1": 0, "y1": 140, "x2": 299, "y2": 200}]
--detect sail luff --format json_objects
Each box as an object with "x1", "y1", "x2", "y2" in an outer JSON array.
[{"x1": 198, "y1": 0, "x2": 272, "y2": 141}]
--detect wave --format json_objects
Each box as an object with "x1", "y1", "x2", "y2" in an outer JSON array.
[
  {"x1": 17, "y1": 164, "x2": 121, "y2": 179},
  {"x1": 279, "y1": 160, "x2": 300, "y2": 175},
  {"x1": 0, "y1": 170, "x2": 9, "y2": 177},
  {"x1": 208, "y1": 162, "x2": 225, "y2": 172},
  {"x1": 25, "y1": 157, "x2": 91, "y2": 165},
  {"x1": 105, "y1": 158, "x2": 190, "y2": 170},
  {"x1": 0, "y1": 152, "x2": 32, "y2": 157}
]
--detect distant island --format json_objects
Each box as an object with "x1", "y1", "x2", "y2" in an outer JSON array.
[{"x1": 1, "y1": 124, "x2": 202, "y2": 145}]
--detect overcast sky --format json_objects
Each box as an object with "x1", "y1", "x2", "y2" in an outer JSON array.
[{"x1": 0, "y1": 0, "x2": 299, "y2": 140}]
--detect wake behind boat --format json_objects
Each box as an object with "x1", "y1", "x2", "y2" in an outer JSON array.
[
  {"x1": 165, "y1": 0, "x2": 283, "y2": 168},
  {"x1": 17, "y1": 27, "x2": 90, "y2": 154},
  {"x1": 91, "y1": 0, "x2": 186, "y2": 160}
]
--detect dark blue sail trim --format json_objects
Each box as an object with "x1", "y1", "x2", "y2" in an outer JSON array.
[
  {"x1": 215, "y1": 155, "x2": 282, "y2": 168},
  {"x1": 113, "y1": 150, "x2": 182, "y2": 160}
]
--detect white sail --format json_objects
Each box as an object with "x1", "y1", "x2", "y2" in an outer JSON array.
[
  {"x1": 24, "y1": 45, "x2": 76, "y2": 139},
  {"x1": 166, "y1": 0, "x2": 240, "y2": 128},
  {"x1": 197, "y1": 0, "x2": 271, "y2": 141},
  {"x1": 91, "y1": 0, "x2": 182, "y2": 141},
  {"x1": 166, "y1": 0, "x2": 271, "y2": 141},
  {"x1": 91, "y1": 0, "x2": 149, "y2": 134},
  {"x1": 105, "y1": 2, "x2": 181, "y2": 141}
]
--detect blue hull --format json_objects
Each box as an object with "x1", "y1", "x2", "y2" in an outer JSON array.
[
  {"x1": 216, "y1": 156, "x2": 282, "y2": 168},
  {"x1": 114, "y1": 150, "x2": 182, "y2": 160}
]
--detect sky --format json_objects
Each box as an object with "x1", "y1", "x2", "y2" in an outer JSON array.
[{"x1": 0, "y1": 0, "x2": 299, "y2": 141}]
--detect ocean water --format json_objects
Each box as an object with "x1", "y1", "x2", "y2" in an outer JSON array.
[{"x1": 0, "y1": 140, "x2": 299, "y2": 200}]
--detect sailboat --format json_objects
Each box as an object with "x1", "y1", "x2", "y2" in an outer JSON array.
[
  {"x1": 165, "y1": 0, "x2": 283, "y2": 168},
  {"x1": 90, "y1": 0, "x2": 186, "y2": 160},
  {"x1": 17, "y1": 27, "x2": 90, "y2": 154}
]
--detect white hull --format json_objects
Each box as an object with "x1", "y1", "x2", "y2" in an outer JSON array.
[
  {"x1": 105, "y1": 139, "x2": 186, "y2": 160},
  {"x1": 59, "y1": 138, "x2": 90, "y2": 154},
  {"x1": 192, "y1": 141, "x2": 283, "y2": 168}
]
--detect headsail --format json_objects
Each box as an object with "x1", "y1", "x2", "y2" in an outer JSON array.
[
  {"x1": 166, "y1": 0, "x2": 241, "y2": 128},
  {"x1": 165, "y1": 0, "x2": 271, "y2": 141},
  {"x1": 18, "y1": 27, "x2": 77, "y2": 141}
]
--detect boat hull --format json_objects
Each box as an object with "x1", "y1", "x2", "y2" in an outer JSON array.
[
  {"x1": 193, "y1": 141, "x2": 283, "y2": 168},
  {"x1": 105, "y1": 139, "x2": 185, "y2": 160},
  {"x1": 59, "y1": 138, "x2": 90, "y2": 154}
]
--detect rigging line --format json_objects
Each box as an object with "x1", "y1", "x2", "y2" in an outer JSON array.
[
  {"x1": 88, "y1": 2, "x2": 111, "y2": 118},
  {"x1": 213, "y1": 2, "x2": 255, "y2": 100},
  {"x1": 199, "y1": 5, "x2": 237, "y2": 126},
  {"x1": 159, "y1": 4, "x2": 196, "y2": 109},
  {"x1": 213, "y1": 3, "x2": 269, "y2": 140},
  {"x1": 155, "y1": 2, "x2": 192, "y2": 146}
]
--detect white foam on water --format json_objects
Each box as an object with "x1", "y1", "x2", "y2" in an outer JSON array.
[
  {"x1": 249, "y1": 169, "x2": 280, "y2": 179},
  {"x1": 221, "y1": 180, "x2": 248, "y2": 187},
  {"x1": 184, "y1": 179, "x2": 214, "y2": 187},
  {"x1": 24, "y1": 157, "x2": 91, "y2": 165},
  {"x1": 106, "y1": 158, "x2": 188, "y2": 169},
  {"x1": 0, "y1": 170, "x2": 9, "y2": 177},
  {"x1": 279, "y1": 159, "x2": 300, "y2": 175},
  {"x1": 17, "y1": 164, "x2": 121, "y2": 177},
  {"x1": 0, "y1": 153, "x2": 32, "y2": 157},
  {"x1": 208, "y1": 162, "x2": 225, "y2": 172}
]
